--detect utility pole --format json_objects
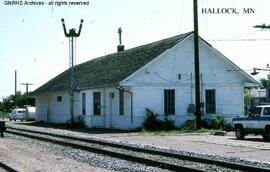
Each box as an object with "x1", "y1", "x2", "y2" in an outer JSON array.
[
  {"x1": 21, "y1": 83, "x2": 34, "y2": 105},
  {"x1": 193, "y1": 0, "x2": 201, "y2": 130},
  {"x1": 15, "y1": 70, "x2": 17, "y2": 108},
  {"x1": 61, "y1": 18, "x2": 84, "y2": 124}
]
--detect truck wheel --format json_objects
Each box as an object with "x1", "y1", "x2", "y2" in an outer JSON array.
[
  {"x1": 263, "y1": 128, "x2": 270, "y2": 141},
  {"x1": 235, "y1": 126, "x2": 245, "y2": 140}
]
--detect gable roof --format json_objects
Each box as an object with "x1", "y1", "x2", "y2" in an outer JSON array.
[{"x1": 32, "y1": 32, "x2": 192, "y2": 95}]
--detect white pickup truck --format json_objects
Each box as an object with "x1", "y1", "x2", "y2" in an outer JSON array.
[{"x1": 232, "y1": 105, "x2": 270, "y2": 140}]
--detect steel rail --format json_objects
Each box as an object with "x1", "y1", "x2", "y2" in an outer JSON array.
[
  {"x1": 0, "y1": 161, "x2": 18, "y2": 172},
  {"x1": 6, "y1": 126, "x2": 270, "y2": 172},
  {"x1": 6, "y1": 129, "x2": 205, "y2": 172}
]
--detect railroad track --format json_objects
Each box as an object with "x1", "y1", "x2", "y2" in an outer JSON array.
[
  {"x1": 0, "y1": 161, "x2": 18, "y2": 172},
  {"x1": 5, "y1": 126, "x2": 270, "y2": 172}
]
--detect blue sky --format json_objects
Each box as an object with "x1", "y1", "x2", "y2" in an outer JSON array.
[{"x1": 0, "y1": 0, "x2": 270, "y2": 98}]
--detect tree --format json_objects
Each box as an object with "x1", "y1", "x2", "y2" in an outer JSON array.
[
  {"x1": 0, "y1": 91, "x2": 35, "y2": 112},
  {"x1": 260, "y1": 73, "x2": 270, "y2": 102},
  {"x1": 244, "y1": 88, "x2": 253, "y2": 114},
  {"x1": 260, "y1": 73, "x2": 270, "y2": 89}
]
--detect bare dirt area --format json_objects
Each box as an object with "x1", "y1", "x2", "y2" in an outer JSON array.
[{"x1": 0, "y1": 136, "x2": 111, "y2": 172}]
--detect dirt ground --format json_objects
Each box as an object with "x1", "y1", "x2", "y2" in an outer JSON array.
[{"x1": 0, "y1": 137, "x2": 112, "y2": 172}]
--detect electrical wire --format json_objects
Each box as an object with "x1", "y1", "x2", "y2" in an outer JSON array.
[{"x1": 207, "y1": 38, "x2": 270, "y2": 42}]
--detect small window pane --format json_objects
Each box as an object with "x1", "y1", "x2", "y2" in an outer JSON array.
[
  {"x1": 57, "y1": 96, "x2": 62, "y2": 102},
  {"x1": 264, "y1": 107, "x2": 270, "y2": 116}
]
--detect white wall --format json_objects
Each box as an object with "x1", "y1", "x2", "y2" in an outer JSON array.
[
  {"x1": 118, "y1": 34, "x2": 253, "y2": 127},
  {"x1": 35, "y1": 92, "x2": 71, "y2": 123},
  {"x1": 77, "y1": 86, "x2": 134, "y2": 129},
  {"x1": 35, "y1": 34, "x2": 256, "y2": 129}
]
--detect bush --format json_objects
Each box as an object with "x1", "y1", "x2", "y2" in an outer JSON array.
[
  {"x1": 143, "y1": 108, "x2": 163, "y2": 130},
  {"x1": 143, "y1": 108, "x2": 176, "y2": 131},
  {"x1": 202, "y1": 116, "x2": 232, "y2": 131},
  {"x1": 163, "y1": 117, "x2": 176, "y2": 130},
  {"x1": 179, "y1": 119, "x2": 196, "y2": 132}
]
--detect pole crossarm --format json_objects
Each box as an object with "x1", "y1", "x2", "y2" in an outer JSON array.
[{"x1": 254, "y1": 24, "x2": 270, "y2": 29}]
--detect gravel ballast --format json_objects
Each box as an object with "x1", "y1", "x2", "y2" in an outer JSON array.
[{"x1": 3, "y1": 123, "x2": 270, "y2": 171}]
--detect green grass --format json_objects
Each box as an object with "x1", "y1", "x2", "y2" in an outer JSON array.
[{"x1": 138, "y1": 128, "x2": 221, "y2": 136}]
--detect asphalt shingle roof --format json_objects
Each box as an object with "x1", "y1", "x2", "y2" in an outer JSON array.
[{"x1": 32, "y1": 32, "x2": 192, "y2": 95}]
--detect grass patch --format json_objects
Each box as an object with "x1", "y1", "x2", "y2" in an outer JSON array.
[
  {"x1": 138, "y1": 128, "x2": 221, "y2": 136},
  {"x1": 138, "y1": 119, "x2": 221, "y2": 136},
  {"x1": 0, "y1": 111, "x2": 8, "y2": 119}
]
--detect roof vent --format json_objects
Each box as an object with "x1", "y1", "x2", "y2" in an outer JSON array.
[{"x1": 117, "y1": 27, "x2": 125, "y2": 52}]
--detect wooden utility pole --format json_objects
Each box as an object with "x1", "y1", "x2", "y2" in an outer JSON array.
[
  {"x1": 21, "y1": 83, "x2": 34, "y2": 105},
  {"x1": 15, "y1": 70, "x2": 17, "y2": 108},
  {"x1": 193, "y1": 0, "x2": 201, "y2": 130}
]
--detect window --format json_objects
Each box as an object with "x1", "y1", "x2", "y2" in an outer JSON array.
[
  {"x1": 82, "y1": 93, "x2": 86, "y2": 115},
  {"x1": 252, "y1": 107, "x2": 262, "y2": 115},
  {"x1": 119, "y1": 90, "x2": 124, "y2": 115},
  {"x1": 205, "y1": 90, "x2": 216, "y2": 114},
  {"x1": 93, "y1": 92, "x2": 101, "y2": 115},
  {"x1": 164, "y1": 89, "x2": 175, "y2": 115},
  {"x1": 264, "y1": 107, "x2": 270, "y2": 116},
  {"x1": 57, "y1": 96, "x2": 62, "y2": 102}
]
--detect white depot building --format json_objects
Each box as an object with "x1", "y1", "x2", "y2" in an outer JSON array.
[{"x1": 31, "y1": 32, "x2": 259, "y2": 129}]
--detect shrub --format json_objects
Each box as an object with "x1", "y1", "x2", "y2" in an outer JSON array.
[
  {"x1": 202, "y1": 116, "x2": 232, "y2": 131},
  {"x1": 143, "y1": 108, "x2": 176, "y2": 131},
  {"x1": 163, "y1": 117, "x2": 176, "y2": 130},
  {"x1": 179, "y1": 119, "x2": 196, "y2": 132}
]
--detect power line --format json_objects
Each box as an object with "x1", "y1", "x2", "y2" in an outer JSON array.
[{"x1": 207, "y1": 38, "x2": 270, "y2": 42}]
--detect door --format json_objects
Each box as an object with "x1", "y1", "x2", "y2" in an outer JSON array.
[{"x1": 109, "y1": 92, "x2": 115, "y2": 128}]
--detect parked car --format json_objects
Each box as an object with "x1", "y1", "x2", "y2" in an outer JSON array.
[
  {"x1": 9, "y1": 108, "x2": 26, "y2": 121},
  {"x1": 232, "y1": 105, "x2": 270, "y2": 140}
]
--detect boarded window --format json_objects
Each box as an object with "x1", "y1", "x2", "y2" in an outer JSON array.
[
  {"x1": 164, "y1": 89, "x2": 175, "y2": 115},
  {"x1": 93, "y1": 92, "x2": 101, "y2": 115},
  {"x1": 82, "y1": 93, "x2": 86, "y2": 115},
  {"x1": 205, "y1": 89, "x2": 216, "y2": 114},
  {"x1": 119, "y1": 90, "x2": 124, "y2": 115},
  {"x1": 57, "y1": 96, "x2": 62, "y2": 102}
]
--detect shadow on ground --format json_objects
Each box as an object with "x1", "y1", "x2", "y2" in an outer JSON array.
[{"x1": 10, "y1": 121, "x2": 136, "y2": 134}]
